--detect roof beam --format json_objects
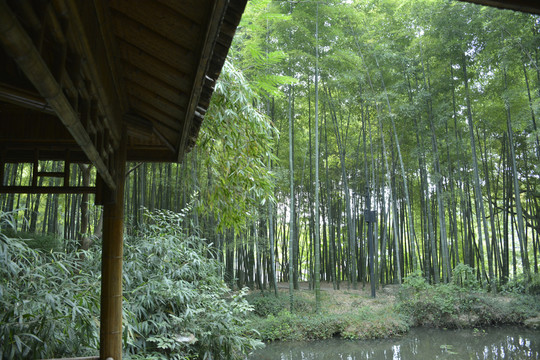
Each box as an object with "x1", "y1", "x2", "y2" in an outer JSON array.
[
  {"x1": 0, "y1": 186, "x2": 96, "y2": 194},
  {"x1": 0, "y1": 83, "x2": 54, "y2": 115},
  {"x1": 0, "y1": 0, "x2": 116, "y2": 189}
]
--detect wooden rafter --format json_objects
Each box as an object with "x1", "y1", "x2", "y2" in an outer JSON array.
[
  {"x1": 63, "y1": 0, "x2": 125, "y2": 145},
  {"x1": 0, "y1": 0, "x2": 116, "y2": 189}
]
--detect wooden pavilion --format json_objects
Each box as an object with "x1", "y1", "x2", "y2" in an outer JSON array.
[
  {"x1": 0, "y1": 0, "x2": 538, "y2": 359},
  {"x1": 0, "y1": 0, "x2": 246, "y2": 358}
]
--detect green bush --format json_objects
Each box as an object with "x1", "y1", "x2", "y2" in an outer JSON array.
[
  {"x1": 501, "y1": 273, "x2": 540, "y2": 295},
  {"x1": 0, "y1": 227, "x2": 65, "y2": 253},
  {"x1": 253, "y1": 310, "x2": 344, "y2": 342},
  {"x1": 251, "y1": 301, "x2": 409, "y2": 342},
  {"x1": 452, "y1": 263, "x2": 480, "y2": 290},
  {"x1": 528, "y1": 273, "x2": 540, "y2": 295},
  {"x1": 296, "y1": 313, "x2": 343, "y2": 340},
  {"x1": 398, "y1": 270, "x2": 540, "y2": 328},
  {"x1": 122, "y1": 209, "x2": 263, "y2": 359},
  {"x1": 402, "y1": 269, "x2": 429, "y2": 292},
  {"x1": 254, "y1": 310, "x2": 298, "y2": 341},
  {"x1": 0, "y1": 213, "x2": 101, "y2": 359}
]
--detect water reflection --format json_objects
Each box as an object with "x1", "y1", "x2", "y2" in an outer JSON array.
[{"x1": 248, "y1": 327, "x2": 540, "y2": 360}]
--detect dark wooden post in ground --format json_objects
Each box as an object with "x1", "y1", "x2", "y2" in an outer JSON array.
[{"x1": 99, "y1": 138, "x2": 126, "y2": 360}]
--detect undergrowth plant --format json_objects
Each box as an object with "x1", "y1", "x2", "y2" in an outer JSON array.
[
  {"x1": 1, "y1": 209, "x2": 262, "y2": 359},
  {"x1": 398, "y1": 266, "x2": 540, "y2": 328},
  {"x1": 124, "y1": 209, "x2": 262, "y2": 359},
  {"x1": 0, "y1": 211, "x2": 100, "y2": 359}
]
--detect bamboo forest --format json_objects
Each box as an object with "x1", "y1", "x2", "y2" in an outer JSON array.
[{"x1": 1, "y1": 0, "x2": 540, "y2": 359}]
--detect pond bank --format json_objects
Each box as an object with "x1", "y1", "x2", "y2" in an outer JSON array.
[
  {"x1": 247, "y1": 326, "x2": 540, "y2": 360},
  {"x1": 244, "y1": 280, "x2": 540, "y2": 342}
]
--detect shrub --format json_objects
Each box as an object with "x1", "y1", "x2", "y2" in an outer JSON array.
[
  {"x1": 526, "y1": 273, "x2": 540, "y2": 295},
  {"x1": 251, "y1": 299, "x2": 409, "y2": 342},
  {"x1": 0, "y1": 212, "x2": 101, "y2": 359},
  {"x1": 296, "y1": 313, "x2": 343, "y2": 340},
  {"x1": 253, "y1": 310, "x2": 344, "y2": 342},
  {"x1": 501, "y1": 273, "x2": 540, "y2": 295},
  {"x1": 246, "y1": 293, "x2": 289, "y2": 317},
  {"x1": 254, "y1": 310, "x2": 298, "y2": 341},
  {"x1": 398, "y1": 270, "x2": 540, "y2": 328},
  {"x1": 122, "y1": 209, "x2": 263, "y2": 360},
  {"x1": 402, "y1": 269, "x2": 429, "y2": 292},
  {"x1": 1, "y1": 226, "x2": 65, "y2": 253},
  {"x1": 452, "y1": 263, "x2": 480, "y2": 290}
]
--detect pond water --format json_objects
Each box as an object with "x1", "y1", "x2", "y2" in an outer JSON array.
[{"x1": 248, "y1": 327, "x2": 540, "y2": 359}]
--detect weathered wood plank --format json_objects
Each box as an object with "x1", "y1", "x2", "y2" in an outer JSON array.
[
  {"x1": 126, "y1": 147, "x2": 176, "y2": 162},
  {"x1": 93, "y1": 0, "x2": 130, "y2": 116},
  {"x1": 122, "y1": 63, "x2": 188, "y2": 108},
  {"x1": 156, "y1": 0, "x2": 211, "y2": 25},
  {"x1": 117, "y1": 42, "x2": 191, "y2": 91},
  {"x1": 110, "y1": 0, "x2": 201, "y2": 52},
  {"x1": 0, "y1": 83, "x2": 54, "y2": 114},
  {"x1": 126, "y1": 81, "x2": 185, "y2": 126},
  {"x1": 130, "y1": 100, "x2": 182, "y2": 134},
  {"x1": 112, "y1": 12, "x2": 194, "y2": 75},
  {"x1": 64, "y1": 0, "x2": 123, "y2": 144},
  {"x1": 153, "y1": 122, "x2": 179, "y2": 153}
]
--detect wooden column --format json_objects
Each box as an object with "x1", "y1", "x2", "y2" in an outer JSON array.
[{"x1": 100, "y1": 137, "x2": 126, "y2": 360}]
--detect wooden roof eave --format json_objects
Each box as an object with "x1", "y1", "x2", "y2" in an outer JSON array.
[
  {"x1": 460, "y1": 0, "x2": 540, "y2": 15},
  {"x1": 0, "y1": 0, "x2": 116, "y2": 189},
  {"x1": 177, "y1": 0, "x2": 228, "y2": 161}
]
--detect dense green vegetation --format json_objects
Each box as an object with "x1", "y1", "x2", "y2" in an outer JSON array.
[
  {"x1": 1, "y1": 0, "x2": 540, "y2": 357},
  {"x1": 5, "y1": 0, "x2": 538, "y2": 295},
  {"x1": 229, "y1": 0, "x2": 540, "y2": 295},
  {"x1": 0, "y1": 210, "x2": 262, "y2": 359}
]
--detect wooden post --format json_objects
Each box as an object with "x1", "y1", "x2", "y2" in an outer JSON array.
[{"x1": 100, "y1": 136, "x2": 126, "y2": 360}]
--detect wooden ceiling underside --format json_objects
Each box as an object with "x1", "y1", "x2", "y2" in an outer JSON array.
[
  {"x1": 0, "y1": 0, "x2": 246, "y2": 189},
  {"x1": 461, "y1": 0, "x2": 540, "y2": 15}
]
